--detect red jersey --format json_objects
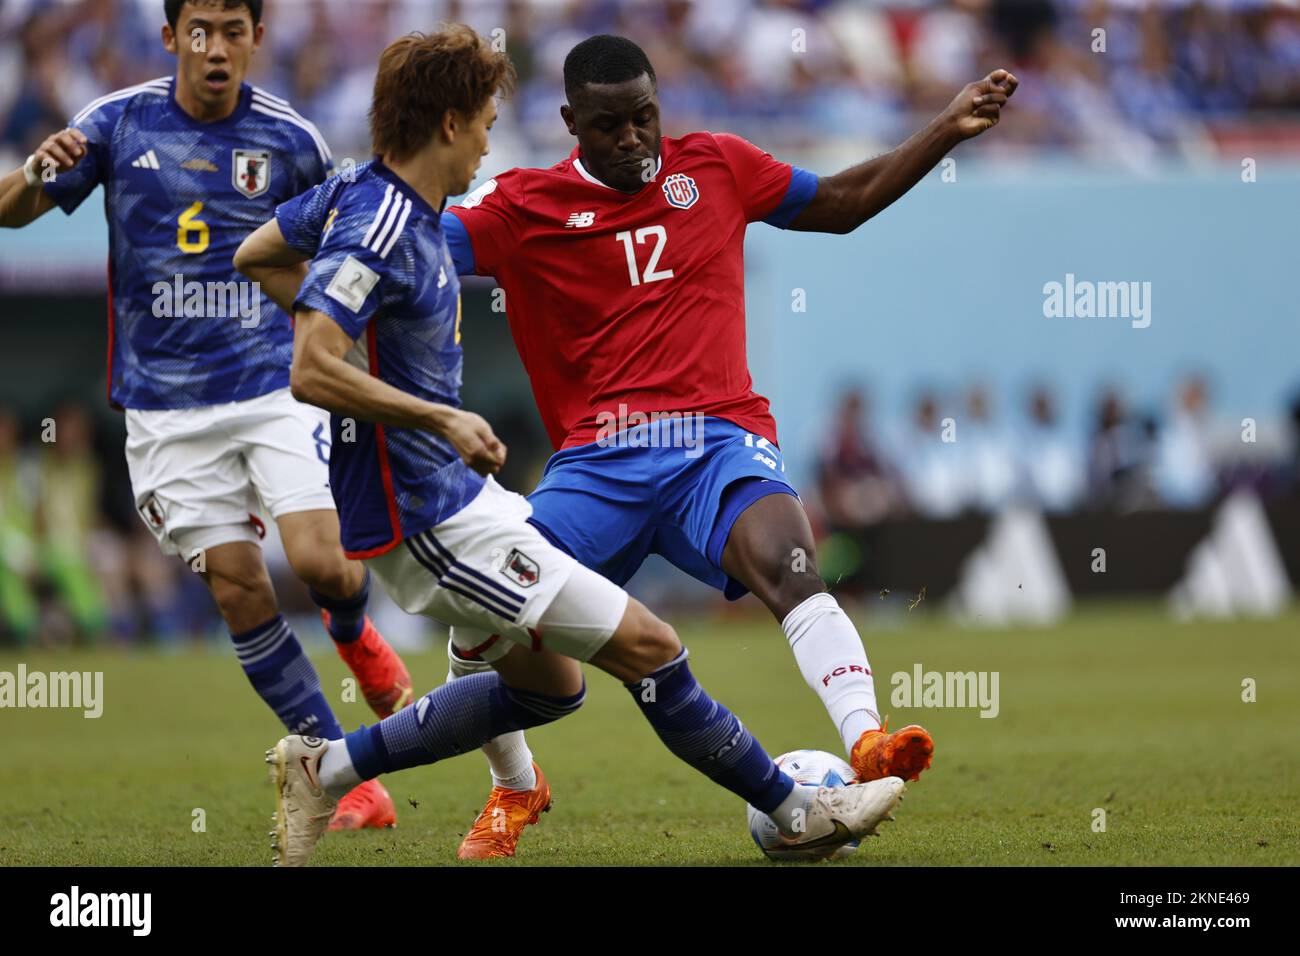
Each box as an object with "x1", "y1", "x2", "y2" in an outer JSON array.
[{"x1": 444, "y1": 132, "x2": 818, "y2": 450}]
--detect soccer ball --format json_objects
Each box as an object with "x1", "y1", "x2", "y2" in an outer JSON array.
[{"x1": 746, "y1": 749, "x2": 862, "y2": 861}]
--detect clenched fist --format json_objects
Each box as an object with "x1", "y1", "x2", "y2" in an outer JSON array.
[
  {"x1": 944, "y1": 70, "x2": 1019, "y2": 140},
  {"x1": 442, "y1": 408, "x2": 507, "y2": 476},
  {"x1": 31, "y1": 127, "x2": 89, "y2": 177}
]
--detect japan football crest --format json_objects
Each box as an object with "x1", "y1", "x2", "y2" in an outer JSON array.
[
  {"x1": 232, "y1": 149, "x2": 270, "y2": 198},
  {"x1": 500, "y1": 548, "x2": 540, "y2": 588},
  {"x1": 661, "y1": 173, "x2": 699, "y2": 210}
]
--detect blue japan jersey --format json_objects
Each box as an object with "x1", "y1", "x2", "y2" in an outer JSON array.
[
  {"x1": 285, "y1": 161, "x2": 484, "y2": 557},
  {"x1": 43, "y1": 77, "x2": 332, "y2": 409}
]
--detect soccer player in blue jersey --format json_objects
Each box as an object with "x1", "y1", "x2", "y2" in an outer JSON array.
[
  {"x1": 0, "y1": 0, "x2": 412, "y2": 829},
  {"x1": 236, "y1": 27, "x2": 907, "y2": 866}
]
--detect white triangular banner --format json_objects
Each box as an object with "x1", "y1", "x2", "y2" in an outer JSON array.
[
  {"x1": 1170, "y1": 491, "x2": 1290, "y2": 619},
  {"x1": 950, "y1": 508, "x2": 1071, "y2": 626}
]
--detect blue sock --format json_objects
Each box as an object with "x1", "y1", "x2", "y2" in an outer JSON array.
[
  {"x1": 310, "y1": 570, "x2": 369, "y2": 643},
  {"x1": 231, "y1": 614, "x2": 344, "y2": 739},
  {"x1": 627, "y1": 648, "x2": 794, "y2": 813},
  {"x1": 344, "y1": 672, "x2": 583, "y2": 780}
]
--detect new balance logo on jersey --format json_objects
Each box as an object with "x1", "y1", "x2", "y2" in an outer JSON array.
[
  {"x1": 437, "y1": 266, "x2": 448, "y2": 288},
  {"x1": 564, "y1": 211, "x2": 596, "y2": 228},
  {"x1": 131, "y1": 150, "x2": 160, "y2": 170}
]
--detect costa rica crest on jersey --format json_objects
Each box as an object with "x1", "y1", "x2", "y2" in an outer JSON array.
[
  {"x1": 662, "y1": 173, "x2": 699, "y2": 210},
  {"x1": 232, "y1": 149, "x2": 270, "y2": 198}
]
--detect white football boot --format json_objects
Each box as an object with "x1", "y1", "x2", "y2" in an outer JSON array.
[
  {"x1": 780, "y1": 776, "x2": 906, "y2": 853},
  {"x1": 266, "y1": 735, "x2": 338, "y2": 867}
]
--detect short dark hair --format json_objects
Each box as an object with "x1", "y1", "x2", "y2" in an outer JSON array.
[
  {"x1": 563, "y1": 35, "x2": 656, "y2": 102},
  {"x1": 164, "y1": 0, "x2": 263, "y2": 31},
  {"x1": 370, "y1": 26, "x2": 516, "y2": 163}
]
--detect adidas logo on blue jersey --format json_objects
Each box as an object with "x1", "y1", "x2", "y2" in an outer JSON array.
[
  {"x1": 131, "y1": 150, "x2": 160, "y2": 170},
  {"x1": 361, "y1": 183, "x2": 412, "y2": 259}
]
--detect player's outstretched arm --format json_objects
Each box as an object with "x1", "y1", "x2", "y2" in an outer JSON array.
[
  {"x1": 0, "y1": 128, "x2": 86, "y2": 228},
  {"x1": 234, "y1": 220, "x2": 309, "y2": 314},
  {"x1": 291, "y1": 308, "x2": 506, "y2": 476},
  {"x1": 788, "y1": 70, "x2": 1018, "y2": 235}
]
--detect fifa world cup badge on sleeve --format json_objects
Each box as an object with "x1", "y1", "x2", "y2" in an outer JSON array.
[
  {"x1": 232, "y1": 148, "x2": 271, "y2": 198},
  {"x1": 460, "y1": 178, "x2": 497, "y2": 208},
  {"x1": 326, "y1": 256, "x2": 381, "y2": 313}
]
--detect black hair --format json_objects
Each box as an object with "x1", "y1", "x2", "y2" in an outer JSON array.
[
  {"x1": 563, "y1": 35, "x2": 655, "y2": 102},
  {"x1": 164, "y1": 0, "x2": 263, "y2": 31}
]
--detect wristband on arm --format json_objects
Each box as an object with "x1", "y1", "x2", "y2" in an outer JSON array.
[{"x1": 22, "y1": 153, "x2": 42, "y2": 187}]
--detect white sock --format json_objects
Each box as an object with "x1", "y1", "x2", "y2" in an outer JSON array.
[
  {"x1": 768, "y1": 783, "x2": 815, "y2": 835},
  {"x1": 446, "y1": 635, "x2": 537, "y2": 791},
  {"x1": 483, "y1": 736, "x2": 537, "y2": 791},
  {"x1": 782, "y1": 592, "x2": 881, "y2": 754},
  {"x1": 318, "y1": 739, "x2": 363, "y2": 798}
]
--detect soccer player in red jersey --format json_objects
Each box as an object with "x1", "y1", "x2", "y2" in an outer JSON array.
[{"x1": 441, "y1": 34, "x2": 1017, "y2": 857}]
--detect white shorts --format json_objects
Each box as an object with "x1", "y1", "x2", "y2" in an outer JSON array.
[
  {"x1": 124, "y1": 387, "x2": 336, "y2": 556},
  {"x1": 366, "y1": 477, "x2": 628, "y2": 663}
]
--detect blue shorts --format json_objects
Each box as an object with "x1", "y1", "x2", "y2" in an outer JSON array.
[{"x1": 526, "y1": 417, "x2": 799, "y2": 600}]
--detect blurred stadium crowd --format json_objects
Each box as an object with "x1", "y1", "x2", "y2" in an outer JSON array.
[
  {"x1": 4, "y1": 378, "x2": 1299, "y2": 644},
  {"x1": 812, "y1": 376, "x2": 1300, "y2": 537},
  {"x1": 3, "y1": 0, "x2": 1300, "y2": 173},
  {"x1": 0, "y1": 399, "x2": 348, "y2": 647},
  {"x1": 0, "y1": 403, "x2": 206, "y2": 646}
]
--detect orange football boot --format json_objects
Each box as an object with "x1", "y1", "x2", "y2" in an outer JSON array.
[
  {"x1": 850, "y1": 718, "x2": 934, "y2": 783},
  {"x1": 325, "y1": 612, "x2": 414, "y2": 718},
  {"x1": 328, "y1": 778, "x2": 397, "y2": 831},
  {"x1": 456, "y1": 762, "x2": 552, "y2": 860}
]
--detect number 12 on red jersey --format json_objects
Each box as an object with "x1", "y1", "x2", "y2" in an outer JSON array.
[{"x1": 615, "y1": 226, "x2": 674, "y2": 286}]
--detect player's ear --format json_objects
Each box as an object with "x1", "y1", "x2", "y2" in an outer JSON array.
[
  {"x1": 252, "y1": 21, "x2": 264, "y2": 51},
  {"x1": 162, "y1": 23, "x2": 178, "y2": 55},
  {"x1": 440, "y1": 108, "x2": 458, "y2": 144},
  {"x1": 560, "y1": 104, "x2": 577, "y2": 137}
]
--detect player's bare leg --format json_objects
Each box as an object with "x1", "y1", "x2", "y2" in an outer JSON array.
[
  {"x1": 278, "y1": 509, "x2": 413, "y2": 719},
  {"x1": 200, "y1": 540, "x2": 282, "y2": 633},
  {"x1": 201, "y1": 539, "x2": 396, "y2": 830},
  {"x1": 721, "y1": 493, "x2": 934, "y2": 783}
]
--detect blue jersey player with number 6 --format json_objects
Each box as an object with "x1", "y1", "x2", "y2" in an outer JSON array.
[{"x1": 0, "y1": 0, "x2": 413, "y2": 831}]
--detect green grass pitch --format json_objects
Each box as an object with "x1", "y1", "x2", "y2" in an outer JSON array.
[{"x1": 1, "y1": 603, "x2": 1296, "y2": 866}]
